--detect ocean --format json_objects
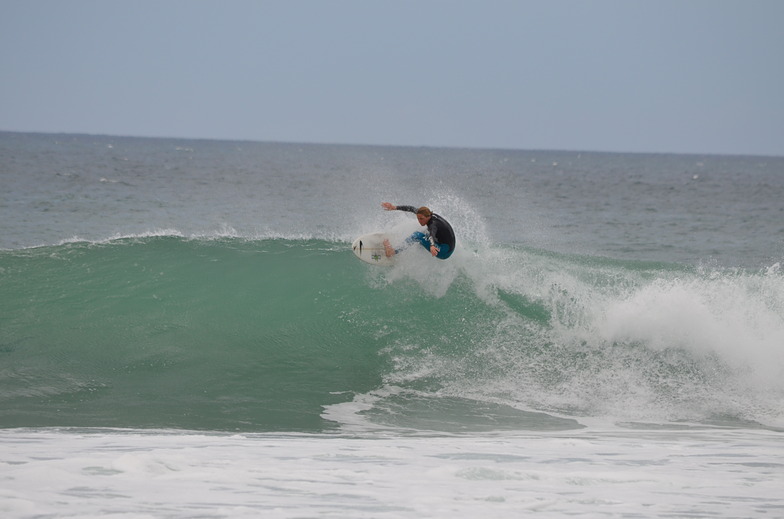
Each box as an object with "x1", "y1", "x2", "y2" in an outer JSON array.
[{"x1": 1, "y1": 131, "x2": 783, "y2": 517}]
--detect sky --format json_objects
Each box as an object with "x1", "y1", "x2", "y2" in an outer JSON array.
[{"x1": 1, "y1": 0, "x2": 782, "y2": 156}]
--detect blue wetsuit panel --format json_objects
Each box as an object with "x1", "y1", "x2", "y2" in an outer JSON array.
[{"x1": 407, "y1": 231, "x2": 453, "y2": 260}]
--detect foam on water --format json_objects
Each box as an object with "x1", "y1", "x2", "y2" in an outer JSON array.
[
  {"x1": 2, "y1": 427, "x2": 782, "y2": 519},
  {"x1": 600, "y1": 264, "x2": 784, "y2": 381}
]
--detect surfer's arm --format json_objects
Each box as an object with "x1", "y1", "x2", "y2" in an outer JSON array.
[
  {"x1": 426, "y1": 222, "x2": 439, "y2": 255},
  {"x1": 381, "y1": 203, "x2": 417, "y2": 213}
]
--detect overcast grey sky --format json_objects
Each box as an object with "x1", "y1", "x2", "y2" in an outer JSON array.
[{"x1": 1, "y1": 0, "x2": 782, "y2": 156}]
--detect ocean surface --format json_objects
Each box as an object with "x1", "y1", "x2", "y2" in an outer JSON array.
[{"x1": 1, "y1": 131, "x2": 783, "y2": 517}]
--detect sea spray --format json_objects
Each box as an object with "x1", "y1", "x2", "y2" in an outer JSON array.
[{"x1": 346, "y1": 241, "x2": 784, "y2": 430}]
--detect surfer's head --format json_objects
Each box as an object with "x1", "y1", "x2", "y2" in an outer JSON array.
[{"x1": 416, "y1": 207, "x2": 432, "y2": 226}]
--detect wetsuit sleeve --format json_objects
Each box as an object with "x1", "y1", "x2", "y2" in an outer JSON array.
[
  {"x1": 427, "y1": 221, "x2": 438, "y2": 248},
  {"x1": 395, "y1": 205, "x2": 417, "y2": 214}
]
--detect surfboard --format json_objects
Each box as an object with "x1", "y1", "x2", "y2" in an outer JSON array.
[{"x1": 352, "y1": 232, "x2": 396, "y2": 266}]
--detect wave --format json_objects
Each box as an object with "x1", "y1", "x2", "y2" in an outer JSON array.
[{"x1": 1, "y1": 235, "x2": 783, "y2": 432}]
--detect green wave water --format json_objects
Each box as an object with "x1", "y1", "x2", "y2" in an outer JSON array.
[
  {"x1": 1, "y1": 237, "x2": 387, "y2": 431},
  {"x1": 2, "y1": 236, "x2": 783, "y2": 432}
]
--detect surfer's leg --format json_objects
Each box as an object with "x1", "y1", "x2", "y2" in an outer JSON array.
[
  {"x1": 435, "y1": 243, "x2": 452, "y2": 260},
  {"x1": 406, "y1": 232, "x2": 430, "y2": 251},
  {"x1": 391, "y1": 232, "x2": 436, "y2": 257}
]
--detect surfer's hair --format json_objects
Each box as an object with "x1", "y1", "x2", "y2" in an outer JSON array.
[{"x1": 416, "y1": 207, "x2": 432, "y2": 217}]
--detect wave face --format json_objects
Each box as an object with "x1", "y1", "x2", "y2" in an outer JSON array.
[{"x1": 1, "y1": 236, "x2": 783, "y2": 432}]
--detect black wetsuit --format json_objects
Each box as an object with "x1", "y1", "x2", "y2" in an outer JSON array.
[{"x1": 396, "y1": 205, "x2": 456, "y2": 259}]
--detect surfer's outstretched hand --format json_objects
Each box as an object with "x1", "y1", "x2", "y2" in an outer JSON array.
[{"x1": 381, "y1": 202, "x2": 396, "y2": 211}]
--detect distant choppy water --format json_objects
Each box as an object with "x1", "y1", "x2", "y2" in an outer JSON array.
[
  {"x1": 1, "y1": 132, "x2": 783, "y2": 518},
  {"x1": 3, "y1": 131, "x2": 783, "y2": 266}
]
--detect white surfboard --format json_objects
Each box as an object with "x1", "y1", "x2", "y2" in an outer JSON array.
[{"x1": 352, "y1": 232, "x2": 396, "y2": 266}]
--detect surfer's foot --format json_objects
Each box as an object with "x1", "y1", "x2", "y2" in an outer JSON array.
[{"x1": 383, "y1": 239, "x2": 395, "y2": 258}]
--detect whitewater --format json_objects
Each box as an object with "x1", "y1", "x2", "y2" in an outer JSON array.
[{"x1": 1, "y1": 132, "x2": 783, "y2": 517}]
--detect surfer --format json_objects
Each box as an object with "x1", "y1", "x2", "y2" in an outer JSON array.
[{"x1": 381, "y1": 202, "x2": 455, "y2": 260}]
